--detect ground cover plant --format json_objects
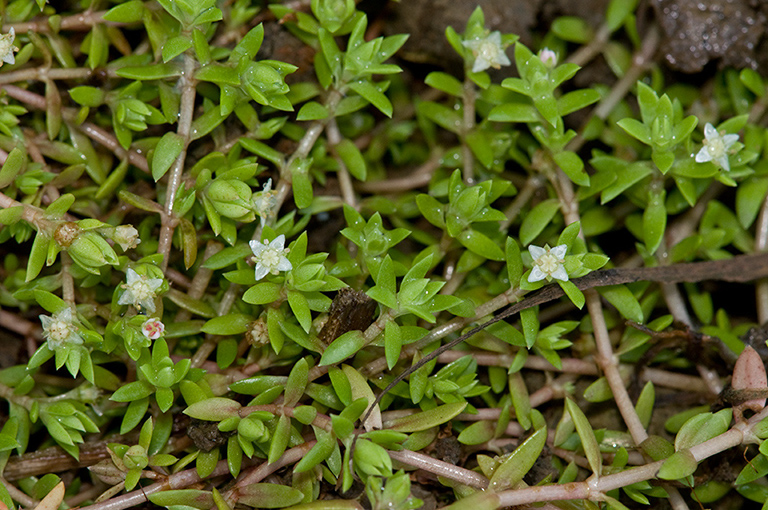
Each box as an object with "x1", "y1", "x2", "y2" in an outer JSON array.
[{"x1": 3, "y1": 0, "x2": 768, "y2": 509}]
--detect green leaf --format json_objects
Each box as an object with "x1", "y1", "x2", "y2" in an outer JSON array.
[
  {"x1": 202, "y1": 314, "x2": 252, "y2": 335},
  {"x1": 387, "y1": 402, "x2": 467, "y2": 432},
  {"x1": 284, "y1": 358, "x2": 308, "y2": 407},
  {"x1": 242, "y1": 282, "x2": 283, "y2": 305},
  {"x1": 737, "y1": 177, "x2": 768, "y2": 228},
  {"x1": 335, "y1": 139, "x2": 367, "y2": 181},
  {"x1": 740, "y1": 68, "x2": 765, "y2": 97},
  {"x1": 320, "y1": 330, "x2": 365, "y2": 366},
  {"x1": 558, "y1": 89, "x2": 600, "y2": 116},
  {"x1": 505, "y1": 237, "x2": 523, "y2": 286},
  {"x1": 268, "y1": 414, "x2": 291, "y2": 465},
  {"x1": 488, "y1": 427, "x2": 547, "y2": 491},
  {"x1": 103, "y1": 0, "x2": 144, "y2": 22},
  {"x1": 384, "y1": 320, "x2": 402, "y2": 370},
  {"x1": 239, "y1": 483, "x2": 304, "y2": 508},
  {"x1": 287, "y1": 290, "x2": 312, "y2": 333},
  {"x1": 149, "y1": 488, "x2": 215, "y2": 509},
  {"x1": 111, "y1": 381, "x2": 154, "y2": 402},
  {"x1": 297, "y1": 101, "x2": 329, "y2": 121},
  {"x1": 583, "y1": 377, "x2": 613, "y2": 403},
  {"x1": 162, "y1": 35, "x2": 193, "y2": 63},
  {"x1": 425, "y1": 71, "x2": 463, "y2": 97},
  {"x1": 643, "y1": 189, "x2": 666, "y2": 255},
  {"x1": 658, "y1": 449, "x2": 697, "y2": 480},
  {"x1": 617, "y1": 118, "x2": 650, "y2": 144},
  {"x1": 294, "y1": 428, "x2": 336, "y2": 473},
  {"x1": 488, "y1": 102, "x2": 539, "y2": 123},
  {"x1": 597, "y1": 285, "x2": 643, "y2": 322},
  {"x1": 675, "y1": 409, "x2": 731, "y2": 450},
  {"x1": 0, "y1": 147, "x2": 26, "y2": 189},
  {"x1": 116, "y1": 63, "x2": 182, "y2": 80},
  {"x1": 605, "y1": 0, "x2": 639, "y2": 32},
  {"x1": 466, "y1": 130, "x2": 494, "y2": 169},
  {"x1": 551, "y1": 16, "x2": 593, "y2": 43},
  {"x1": 195, "y1": 65, "x2": 240, "y2": 86},
  {"x1": 565, "y1": 398, "x2": 602, "y2": 477},
  {"x1": 348, "y1": 80, "x2": 392, "y2": 118},
  {"x1": 34, "y1": 291, "x2": 68, "y2": 314},
  {"x1": 457, "y1": 420, "x2": 495, "y2": 446},
  {"x1": 152, "y1": 133, "x2": 184, "y2": 182},
  {"x1": 457, "y1": 229, "x2": 504, "y2": 261},
  {"x1": 554, "y1": 151, "x2": 589, "y2": 186},
  {"x1": 520, "y1": 198, "x2": 560, "y2": 246}
]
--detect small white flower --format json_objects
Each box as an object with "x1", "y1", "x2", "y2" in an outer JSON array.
[
  {"x1": 695, "y1": 123, "x2": 739, "y2": 171},
  {"x1": 249, "y1": 234, "x2": 292, "y2": 281},
  {"x1": 539, "y1": 48, "x2": 558, "y2": 68},
  {"x1": 113, "y1": 225, "x2": 140, "y2": 251},
  {"x1": 141, "y1": 318, "x2": 165, "y2": 340},
  {"x1": 40, "y1": 308, "x2": 84, "y2": 349},
  {"x1": 252, "y1": 178, "x2": 278, "y2": 226},
  {"x1": 528, "y1": 244, "x2": 569, "y2": 283},
  {"x1": 118, "y1": 268, "x2": 163, "y2": 313},
  {"x1": 247, "y1": 318, "x2": 269, "y2": 346},
  {"x1": 462, "y1": 31, "x2": 511, "y2": 73},
  {"x1": 0, "y1": 28, "x2": 18, "y2": 67}
]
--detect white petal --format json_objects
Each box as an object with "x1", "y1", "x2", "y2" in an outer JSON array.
[
  {"x1": 141, "y1": 299, "x2": 156, "y2": 313},
  {"x1": 40, "y1": 315, "x2": 54, "y2": 332},
  {"x1": 704, "y1": 123, "x2": 718, "y2": 140},
  {"x1": 125, "y1": 268, "x2": 140, "y2": 284},
  {"x1": 551, "y1": 244, "x2": 568, "y2": 259},
  {"x1": 269, "y1": 234, "x2": 286, "y2": 250},
  {"x1": 117, "y1": 291, "x2": 133, "y2": 306},
  {"x1": 722, "y1": 134, "x2": 739, "y2": 148},
  {"x1": 254, "y1": 264, "x2": 269, "y2": 281},
  {"x1": 249, "y1": 239, "x2": 265, "y2": 255},
  {"x1": 496, "y1": 52, "x2": 511, "y2": 67},
  {"x1": 148, "y1": 277, "x2": 164, "y2": 291},
  {"x1": 528, "y1": 267, "x2": 547, "y2": 282},
  {"x1": 695, "y1": 147, "x2": 712, "y2": 163},
  {"x1": 276, "y1": 258, "x2": 292, "y2": 271},
  {"x1": 550, "y1": 266, "x2": 569, "y2": 281},
  {"x1": 528, "y1": 245, "x2": 546, "y2": 259},
  {"x1": 717, "y1": 155, "x2": 730, "y2": 171},
  {"x1": 2, "y1": 53, "x2": 14, "y2": 65},
  {"x1": 472, "y1": 58, "x2": 488, "y2": 73}
]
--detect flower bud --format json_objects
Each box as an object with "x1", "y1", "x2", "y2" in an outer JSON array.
[
  {"x1": 54, "y1": 222, "x2": 81, "y2": 248},
  {"x1": 123, "y1": 445, "x2": 148, "y2": 470},
  {"x1": 112, "y1": 225, "x2": 140, "y2": 251},
  {"x1": 206, "y1": 179, "x2": 255, "y2": 220},
  {"x1": 69, "y1": 231, "x2": 119, "y2": 270}
]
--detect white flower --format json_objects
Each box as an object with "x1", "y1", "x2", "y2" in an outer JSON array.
[
  {"x1": 141, "y1": 318, "x2": 165, "y2": 340},
  {"x1": 695, "y1": 123, "x2": 739, "y2": 171},
  {"x1": 113, "y1": 225, "x2": 140, "y2": 251},
  {"x1": 462, "y1": 31, "x2": 511, "y2": 73},
  {"x1": 40, "y1": 308, "x2": 84, "y2": 349},
  {"x1": 247, "y1": 318, "x2": 269, "y2": 346},
  {"x1": 118, "y1": 268, "x2": 163, "y2": 313},
  {"x1": 539, "y1": 47, "x2": 558, "y2": 68},
  {"x1": 528, "y1": 244, "x2": 569, "y2": 282},
  {"x1": 252, "y1": 178, "x2": 278, "y2": 226},
  {"x1": 0, "y1": 28, "x2": 18, "y2": 67},
  {"x1": 249, "y1": 234, "x2": 292, "y2": 281}
]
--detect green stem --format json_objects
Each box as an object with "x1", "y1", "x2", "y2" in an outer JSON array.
[{"x1": 157, "y1": 55, "x2": 197, "y2": 272}]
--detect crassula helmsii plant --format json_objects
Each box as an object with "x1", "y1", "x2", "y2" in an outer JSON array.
[{"x1": 4, "y1": 0, "x2": 768, "y2": 509}]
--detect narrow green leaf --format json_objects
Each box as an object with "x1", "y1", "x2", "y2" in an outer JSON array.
[
  {"x1": 387, "y1": 402, "x2": 467, "y2": 432},
  {"x1": 489, "y1": 427, "x2": 547, "y2": 491},
  {"x1": 565, "y1": 398, "x2": 602, "y2": 477},
  {"x1": 202, "y1": 314, "x2": 252, "y2": 335},
  {"x1": 348, "y1": 80, "x2": 392, "y2": 118},
  {"x1": 658, "y1": 449, "x2": 697, "y2": 480},
  {"x1": 319, "y1": 330, "x2": 365, "y2": 366},
  {"x1": 152, "y1": 133, "x2": 184, "y2": 182}
]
